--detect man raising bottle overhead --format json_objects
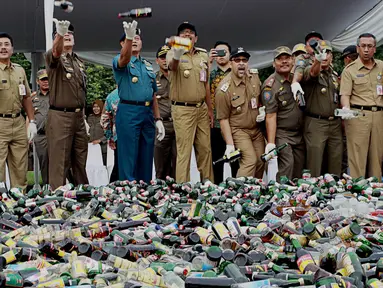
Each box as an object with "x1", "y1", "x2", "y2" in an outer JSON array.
[
  {"x1": 112, "y1": 20, "x2": 164, "y2": 183},
  {"x1": 166, "y1": 22, "x2": 214, "y2": 183}
]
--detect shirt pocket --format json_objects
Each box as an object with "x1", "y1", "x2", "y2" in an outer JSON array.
[
  {"x1": 231, "y1": 95, "x2": 246, "y2": 115},
  {"x1": 0, "y1": 79, "x2": 10, "y2": 91},
  {"x1": 354, "y1": 77, "x2": 369, "y2": 93},
  {"x1": 179, "y1": 61, "x2": 193, "y2": 71}
]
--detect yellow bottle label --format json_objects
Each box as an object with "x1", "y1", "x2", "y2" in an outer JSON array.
[
  {"x1": 70, "y1": 228, "x2": 82, "y2": 238},
  {"x1": 101, "y1": 209, "x2": 114, "y2": 220},
  {"x1": 369, "y1": 280, "x2": 383, "y2": 288},
  {"x1": 213, "y1": 222, "x2": 230, "y2": 240},
  {"x1": 131, "y1": 213, "x2": 148, "y2": 221},
  {"x1": 89, "y1": 222, "x2": 103, "y2": 229},
  {"x1": 37, "y1": 278, "x2": 65, "y2": 288},
  {"x1": 57, "y1": 248, "x2": 65, "y2": 258},
  {"x1": 337, "y1": 225, "x2": 353, "y2": 240},
  {"x1": 53, "y1": 208, "x2": 64, "y2": 219},
  {"x1": 341, "y1": 254, "x2": 355, "y2": 276},
  {"x1": 270, "y1": 233, "x2": 285, "y2": 246},
  {"x1": 188, "y1": 201, "x2": 197, "y2": 218},
  {"x1": 297, "y1": 254, "x2": 314, "y2": 273},
  {"x1": 72, "y1": 260, "x2": 87, "y2": 278},
  {"x1": 3, "y1": 249, "x2": 16, "y2": 264},
  {"x1": 4, "y1": 238, "x2": 16, "y2": 248}
]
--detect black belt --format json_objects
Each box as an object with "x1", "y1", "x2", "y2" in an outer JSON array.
[
  {"x1": 0, "y1": 112, "x2": 20, "y2": 118},
  {"x1": 306, "y1": 112, "x2": 336, "y2": 121},
  {"x1": 120, "y1": 99, "x2": 153, "y2": 107},
  {"x1": 50, "y1": 106, "x2": 83, "y2": 113},
  {"x1": 351, "y1": 105, "x2": 383, "y2": 112},
  {"x1": 172, "y1": 101, "x2": 204, "y2": 107},
  {"x1": 162, "y1": 117, "x2": 173, "y2": 122}
]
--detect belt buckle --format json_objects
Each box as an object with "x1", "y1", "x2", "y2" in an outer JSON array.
[
  {"x1": 11, "y1": 113, "x2": 17, "y2": 118},
  {"x1": 75, "y1": 108, "x2": 81, "y2": 112},
  {"x1": 196, "y1": 102, "x2": 201, "y2": 108},
  {"x1": 145, "y1": 101, "x2": 150, "y2": 107},
  {"x1": 169, "y1": 117, "x2": 172, "y2": 121},
  {"x1": 328, "y1": 116, "x2": 334, "y2": 120},
  {"x1": 372, "y1": 106, "x2": 377, "y2": 112}
]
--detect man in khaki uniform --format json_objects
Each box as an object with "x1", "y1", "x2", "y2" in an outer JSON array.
[
  {"x1": 340, "y1": 33, "x2": 383, "y2": 180},
  {"x1": 46, "y1": 20, "x2": 88, "y2": 189},
  {"x1": 302, "y1": 40, "x2": 342, "y2": 176},
  {"x1": 291, "y1": 31, "x2": 324, "y2": 101},
  {"x1": 167, "y1": 22, "x2": 214, "y2": 182},
  {"x1": 31, "y1": 69, "x2": 50, "y2": 185},
  {"x1": 0, "y1": 32, "x2": 37, "y2": 189},
  {"x1": 154, "y1": 45, "x2": 176, "y2": 179},
  {"x1": 261, "y1": 47, "x2": 305, "y2": 180},
  {"x1": 215, "y1": 48, "x2": 265, "y2": 178}
]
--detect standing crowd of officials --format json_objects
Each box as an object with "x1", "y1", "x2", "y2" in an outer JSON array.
[{"x1": 0, "y1": 17, "x2": 382, "y2": 191}]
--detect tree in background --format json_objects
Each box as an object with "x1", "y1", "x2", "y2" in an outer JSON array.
[{"x1": 11, "y1": 45, "x2": 383, "y2": 108}]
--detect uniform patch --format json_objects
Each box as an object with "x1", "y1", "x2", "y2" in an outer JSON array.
[
  {"x1": 297, "y1": 60, "x2": 305, "y2": 67},
  {"x1": 263, "y1": 90, "x2": 272, "y2": 102},
  {"x1": 221, "y1": 82, "x2": 229, "y2": 92},
  {"x1": 356, "y1": 74, "x2": 365, "y2": 78},
  {"x1": 249, "y1": 68, "x2": 258, "y2": 74},
  {"x1": 180, "y1": 59, "x2": 189, "y2": 63}
]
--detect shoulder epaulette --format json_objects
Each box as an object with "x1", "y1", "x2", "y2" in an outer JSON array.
[
  {"x1": 143, "y1": 59, "x2": 152, "y2": 66},
  {"x1": 249, "y1": 68, "x2": 258, "y2": 74},
  {"x1": 265, "y1": 76, "x2": 275, "y2": 88},
  {"x1": 195, "y1": 47, "x2": 207, "y2": 53}
]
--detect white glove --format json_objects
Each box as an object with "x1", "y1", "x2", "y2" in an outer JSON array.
[
  {"x1": 156, "y1": 120, "x2": 165, "y2": 141},
  {"x1": 291, "y1": 82, "x2": 304, "y2": 101},
  {"x1": 28, "y1": 122, "x2": 37, "y2": 141},
  {"x1": 341, "y1": 106, "x2": 355, "y2": 120},
  {"x1": 225, "y1": 144, "x2": 235, "y2": 158},
  {"x1": 53, "y1": 18, "x2": 70, "y2": 36},
  {"x1": 173, "y1": 47, "x2": 186, "y2": 60},
  {"x1": 315, "y1": 50, "x2": 327, "y2": 62},
  {"x1": 123, "y1": 20, "x2": 138, "y2": 40},
  {"x1": 256, "y1": 106, "x2": 266, "y2": 122},
  {"x1": 265, "y1": 143, "x2": 276, "y2": 154},
  {"x1": 84, "y1": 119, "x2": 90, "y2": 136}
]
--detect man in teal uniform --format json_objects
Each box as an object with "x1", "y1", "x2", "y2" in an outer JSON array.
[{"x1": 112, "y1": 20, "x2": 165, "y2": 182}]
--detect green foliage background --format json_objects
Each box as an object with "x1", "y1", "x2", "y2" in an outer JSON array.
[{"x1": 11, "y1": 46, "x2": 383, "y2": 108}]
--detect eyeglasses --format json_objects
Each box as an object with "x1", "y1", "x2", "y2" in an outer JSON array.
[
  {"x1": 358, "y1": 44, "x2": 375, "y2": 49},
  {"x1": 232, "y1": 58, "x2": 249, "y2": 63}
]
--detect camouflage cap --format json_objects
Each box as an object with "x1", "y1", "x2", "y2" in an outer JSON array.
[
  {"x1": 273, "y1": 46, "x2": 292, "y2": 59},
  {"x1": 37, "y1": 69, "x2": 48, "y2": 80},
  {"x1": 292, "y1": 43, "x2": 306, "y2": 54},
  {"x1": 319, "y1": 40, "x2": 332, "y2": 52}
]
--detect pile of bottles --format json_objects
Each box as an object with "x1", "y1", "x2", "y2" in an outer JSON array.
[{"x1": 0, "y1": 171, "x2": 383, "y2": 288}]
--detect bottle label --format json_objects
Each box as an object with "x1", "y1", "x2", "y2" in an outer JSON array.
[
  {"x1": 3, "y1": 249, "x2": 16, "y2": 264},
  {"x1": 114, "y1": 256, "x2": 137, "y2": 269},
  {"x1": 368, "y1": 280, "x2": 383, "y2": 288},
  {"x1": 73, "y1": 260, "x2": 87, "y2": 278},
  {"x1": 318, "y1": 285, "x2": 339, "y2": 288},
  {"x1": 226, "y1": 219, "x2": 240, "y2": 237},
  {"x1": 297, "y1": 254, "x2": 314, "y2": 272},
  {"x1": 37, "y1": 278, "x2": 65, "y2": 288},
  {"x1": 63, "y1": 191, "x2": 76, "y2": 199},
  {"x1": 101, "y1": 209, "x2": 114, "y2": 220},
  {"x1": 270, "y1": 233, "x2": 285, "y2": 246},
  {"x1": 336, "y1": 225, "x2": 354, "y2": 240},
  {"x1": 131, "y1": 213, "x2": 148, "y2": 220},
  {"x1": 341, "y1": 254, "x2": 355, "y2": 276},
  {"x1": 5, "y1": 273, "x2": 23, "y2": 288},
  {"x1": 213, "y1": 222, "x2": 230, "y2": 240},
  {"x1": 4, "y1": 238, "x2": 16, "y2": 248}
]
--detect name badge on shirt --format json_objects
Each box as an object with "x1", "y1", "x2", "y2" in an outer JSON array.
[
  {"x1": 200, "y1": 70, "x2": 206, "y2": 82},
  {"x1": 251, "y1": 97, "x2": 257, "y2": 109},
  {"x1": 18, "y1": 84, "x2": 26, "y2": 96},
  {"x1": 377, "y1": 85, "x2": 383, "y2": 96}
]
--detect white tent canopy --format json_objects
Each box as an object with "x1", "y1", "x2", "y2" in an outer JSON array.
[{"x1": 3, "y1": 0, "x2": 383, "y2": 69}]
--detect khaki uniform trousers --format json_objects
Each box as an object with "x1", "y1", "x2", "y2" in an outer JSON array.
[
  {"x1": 34, "y1": 134, "x2": 49, "y2": 185},
  {"x1": 232, "y1": 128, "x2": 265, "y2": 178},
  {"x1": 345, "y1": 110, "x2": 383, "y2": 181},
  {"x1": 304, "y1": 117, "x2": 343, "y2": 177},
  {"x1": 0, "y1": 116, "x2": 28, "y2": 190},
  {"x1": 172, "y1": 103, "x2": 213, "y2": 183},
  {"x1": 154, "y1": 120, "x2": 177, "y2": 179},
  {"x1": 47, "y1": 110, "x2": 89, "y2": 190},
  {"x1": 276, "y1": 131, "x2": 305, "y2": 180}
]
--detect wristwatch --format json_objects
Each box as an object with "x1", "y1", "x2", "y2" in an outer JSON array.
[
  {"x1": 154, "y1": 117, "x2": 163, "y2": 122},
  {"x1": 29, "y1": 120, "x2": 36, "y2": 124}
]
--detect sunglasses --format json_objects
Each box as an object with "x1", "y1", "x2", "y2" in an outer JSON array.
[{"x1": 232, "y1": 58, "x2": 249, "y2": 63}]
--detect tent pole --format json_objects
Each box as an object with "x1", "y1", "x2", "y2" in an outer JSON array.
[{"x1": 31, "y1": 52, "x2": 38, "y2": 91}]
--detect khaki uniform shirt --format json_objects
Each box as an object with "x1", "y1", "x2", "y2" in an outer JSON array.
[
  {"x1": 155, "y1": 71, "x2": 171, "y2": 119},
  {"x1": 166, "y1": 47, "x2": 208, "y2": 102},
  {"x1": 215, "y1": 71, "x2": 261, "y2": 130},
  {"x1": 340, "y1": 57, "x2": 383, "y2": 106},
  {"x1": 0, "y1": 62, "x2": 31, "y2": 114},
  {"x1": 303, "y1": 66, "x2": 340, "y2": 117},
  {"x1": 293, "y1": 53, "x2": 314, "y2": 74},
  {"x1": 261, "y1": 72, "x2": 303, "y2": 132},
  {"x1": 31, "y1": 90, "x2": 50, "y2": 133},
  {"x1": 46, "y1": 49, "x2": 87, "y2": 109}
]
